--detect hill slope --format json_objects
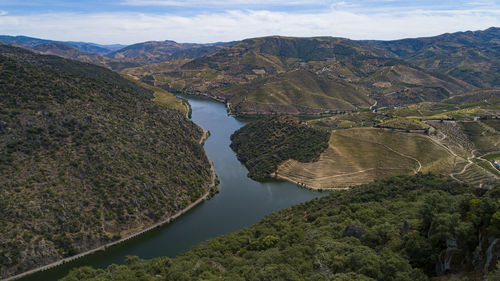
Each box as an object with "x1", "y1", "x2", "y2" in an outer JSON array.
[
  {"x1": 366, "y1": 27, "x2": 500, "y2": 88},
  {"x1": 230, "y1": 116, "x2": 330, "y2": 180},
  {"x1": 106, "y1": 40, "x2": 234, "y2": 65},
  {"x1": 0, "y1": 35, "x2": 118, "y2": 55},
  {"x1": 128, "y1": 36, "x2": 474, "y2": 115},
  {"x1": 0, "y1": 45, "x2": 214, "y2": 278},
  {"x1": 61, "y1": 174, "x2": 500, "y2": 281}
]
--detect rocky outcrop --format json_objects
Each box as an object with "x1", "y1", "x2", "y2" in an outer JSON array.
[{"x1": 436, "y1": 239, "x2": 465, "y2": 275}]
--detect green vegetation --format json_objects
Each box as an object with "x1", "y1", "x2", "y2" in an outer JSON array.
[
  {"x1": 230, "y1": 116, "x2": 330, "y2": 180},
  {"x1": 0, "y1": 45, "x2": 213, "y2": 278},
  {"x1": 61, "y1": 174, "x2": 500, "y2": 281}
]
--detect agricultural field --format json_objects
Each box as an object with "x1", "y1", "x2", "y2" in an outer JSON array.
[
  {"x1": 425, "y1": 119, "x2": 499, "y2": 186},
  {"x1": 276, "y1": 128, "x2": 457, "y2": 189}
]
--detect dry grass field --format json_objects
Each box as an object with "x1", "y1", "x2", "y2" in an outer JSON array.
[
  {"x1": 276, "y1": 128, "x2": 456, "y2": 189},
  {"x1": 123, "y1": 74, "x2": 188, "y2": 114}
]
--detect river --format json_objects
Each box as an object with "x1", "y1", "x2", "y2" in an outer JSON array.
[{"x1": 19, "y1": 95, "x2": 326, "y2": 281}]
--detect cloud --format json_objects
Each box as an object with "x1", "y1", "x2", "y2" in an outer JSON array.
[
  {"x1": 0, "y1": 10, "x2": 8, "y2": 16},
  {"x1": 122, "y1": 0, "x2": 327, "y2": 6},
  {"x1": 0, "y1": 8, "x2": 498, "y2": 44}
]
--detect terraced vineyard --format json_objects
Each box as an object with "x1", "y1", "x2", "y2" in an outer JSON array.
[
  {"x1": 276, "y1": 128, "x2": 456, "y2": 189},
  {"x1": 426, "y1": 120, "x2": 499, "y2": 186},
  {"x1": 454, "y1": 163, "x2": 498, "y2": 187}
]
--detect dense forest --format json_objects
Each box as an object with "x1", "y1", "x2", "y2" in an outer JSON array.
[
  {"x1": 230, "y1": 116, "x2": 330, "y2": 180},
  {"x1": 61, "y1": 174, "x2": 500, "y2": 280},
  {"x1": 0, "y1": 45, "x2": 214, "y2": 278}
]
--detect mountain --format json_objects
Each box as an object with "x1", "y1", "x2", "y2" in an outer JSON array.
[
  {"x1": 0, "y1": 36, "x2": 235, "y2": 71},
  {"x1": 28, "y1": 42, "x2": 142, "y2": 70},
  {"x1": 130, "y1": 36, "x2": 473, "y2": 115},
  {"x1": 0, "y1": 45, "x2": 215, "y2": 279},
  {"x1": 30, "y1": 43, "x2": 112, "y2": 68},
  {"x1": 0, "y1": 35, "x2": 119, "y2": 55},
  {"x1": 61, "y1": 174, "x2": 500, "y2": 281},
  {"x1": 365, "y1": 27, "x2": 500, "y2": 88},
  {"x1": 106, "y1": 40, "x2": 235, "y2": 65}
]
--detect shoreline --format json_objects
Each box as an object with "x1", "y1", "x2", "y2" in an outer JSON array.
[
  {"x1": 3, "y1": 127, "x2": 218, "y2": 281},
  {"x1": 273, "y1": 173, "x2": 350, "y2": 191}
]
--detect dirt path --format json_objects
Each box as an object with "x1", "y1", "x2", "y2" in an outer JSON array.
[
  {"x1": 380, "y1": 143, "x2": 422, "y2": 173},
  {"x1": 426, "y1": 134, "x2": 471, "y2": 182},
  {"x1": 348, "y1": 137, "x2": 423, "y2": 174}
]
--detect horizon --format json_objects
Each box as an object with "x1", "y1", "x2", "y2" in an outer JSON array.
[
  {"x1": 2, "y1": 26, "x2": 498, "y2": 47},
  {"x1": 0, "y1": 0, "x2": 499, "y2": 45}
]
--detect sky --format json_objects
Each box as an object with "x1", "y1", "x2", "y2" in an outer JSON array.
[{"x1": 0, "y1": 0, "x2": 498, "y2": 44}]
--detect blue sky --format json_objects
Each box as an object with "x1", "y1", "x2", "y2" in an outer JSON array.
[{"x1": 0, "y1": 0, "x2": 498, "y2": 44}]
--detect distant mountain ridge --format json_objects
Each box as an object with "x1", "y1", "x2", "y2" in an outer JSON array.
[
  {"x1": 129, "y1": 34, "x2": 476, "y2": 115},
  {"x1": 364, "y1": 27, "x2": 500, "y2": 88},
  {"x1": 0, "y1": 35, "x2": 124, "y2": 55},
  {"x1": 2, "y1": 27, "x2": 498, "y2": 115},
  {"x1": 0, "y1": 35, "x2": 236, "y2": 70},
  {"x1": 106, "y1": 40, "x2": 235, "y2": 65}
]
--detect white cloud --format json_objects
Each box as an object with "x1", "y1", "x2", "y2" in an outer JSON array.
[
  {"x1": 0, "y1": 10, "x2": 8, "y2": 16},
  {"x1": 0, "y1": 8, "x2": 498, "y2": 44},
  {"x1": 122, "y1": 0, "x2": 327, "y2": 6}
]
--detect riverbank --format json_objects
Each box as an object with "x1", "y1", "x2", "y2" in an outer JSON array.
[
  {"x1": 4, "y1": 127, "x2": 218, "y2": 281},
  {"x1": 272, "y1": 172, "x2": 350, "y2": 191}
]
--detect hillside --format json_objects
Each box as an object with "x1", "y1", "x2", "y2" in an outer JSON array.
[
  {"x1": 106, "y1": 40, "x2": 234, "y2": 65},
  {"x1": 230, "y1": 116, "x2": 330, "y2": 180},
  {"x1": 126, "y1": 35, "x2": 474, "y2": 115},
  {"x1": 61, "y1": 174, "x2": 500, "y2": 281},
  {"x1": 276, "y1": 128, "x2": 456, "y2": 189},
  {"x1": 0, "y1": 35, "x2": 119, "y2": 55},
  {"x1": 366, "y1": 27, "x2": 500, "y2": 88},
  {"x1": 30, "y1": 43, "x2": 113, "y2": 68},
  {"x1": 0, "y1": 45, "x2": 215, "y2": 279}
]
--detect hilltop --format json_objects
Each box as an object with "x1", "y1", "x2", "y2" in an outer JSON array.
[{"x1": 0, "y1": 45, "x2": 215, "y2": 278}]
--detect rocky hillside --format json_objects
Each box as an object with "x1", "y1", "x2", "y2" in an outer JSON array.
[
  {"x1": 0, "y1": 45, "x2": 214, "y2": 279},
  {"x1": 61, "y1": 174, "x2": 500, "y2": 281}
]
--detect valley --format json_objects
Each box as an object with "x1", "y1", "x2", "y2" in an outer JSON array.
[{"x1": 0, "y1": 25, "x2": 499, "y2": 281}]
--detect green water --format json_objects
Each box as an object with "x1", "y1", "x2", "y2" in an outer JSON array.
[{"x1": 20, "y1": 95, "x2": 326, "y2": 281}]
